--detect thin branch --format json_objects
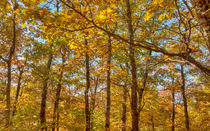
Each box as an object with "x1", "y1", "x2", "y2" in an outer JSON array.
[{"x1": 0, "y1": 55, "x2": 7, "y2": 62}]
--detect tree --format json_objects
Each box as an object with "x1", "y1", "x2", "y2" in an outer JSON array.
[{"x1": 180, "y1": 65, "x2": 190, "y2": 130}]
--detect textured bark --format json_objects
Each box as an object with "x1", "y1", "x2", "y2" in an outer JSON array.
[
  {"x1": 126, "y1": 0, "x2": 139, "y2": 130},
  {"x1": 171, "y1": 77, "x2": 175, "y2": 131},
  {"x1": 105, "y1": 36, "x2": 112, "y2": 131},
  {"x1": 40, "y1": 46, "x2": 53, "y2": 131},
  {"x1": 181, "y1": 65, "x2": 190, "y2": 131},
  {"x1": 6, "y1": 61, "x2": 12, "y2": 128},
  {"x1": 85, "y1": 39, "x2": 91, "y2": 131},
  {"x1": 52, "y1": 54, "x2": 65, "y2": 131},
  {"x1": 6, "y1": 5, "x2": 17, "y2": 127}
]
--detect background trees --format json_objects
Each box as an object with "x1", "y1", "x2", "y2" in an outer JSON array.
[{"x1": 0, "y1": 0, "x2": 209, "y2": 130}]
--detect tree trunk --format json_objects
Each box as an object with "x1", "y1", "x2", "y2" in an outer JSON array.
[
  {"x1": 105, "y1": 36, "x2": 112, "y2": 131},
  {"x1": 52, "y1": 2, "x2": 61, "y2": 130},
  {"x1": 6, "y1": 61, "x2": 12, "y2": 128},
  {"x1": 126, "y1": 0, "x2": 139, "y2": 130},
  {"x1": 52, "y1": 54, "x2": 65, "y2": 131},
  {"x1": 121, "y1": 85, "x2": 127, "y2": 131},
  {"x1": 85, "y1": 39, "x2": 91, "y2": 131},
  {"x1": 90, "y1": 76, "x2": 99, "y2": 130},
  {"x1": 6, "y1": 5, "x2": 17, "y2": 127},
  {"x1": 121, "y1": 62, "x2": 129, "y2": 131},
  {"x1": 138, "y1": 51, "x2": 151, "y2": 120},
  {"x1": 171, "y1": 77, "x2": 175, "y2": 131},
  {"x1": 181, "y1": 65, "x2": 190, "y2": 131},
  {"x1": 12, "y1": 67, "x2": 24, "y2": 116},
  {"x1": 40, "y1": 46, "x2": 53, "y2": 131},
  {"x1": 151, "y1": 115, "x2": 155, "y2": 131}
]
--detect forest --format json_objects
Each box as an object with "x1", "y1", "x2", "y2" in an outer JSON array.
[{"x1": 0, "y1": 0, "x2": 209, "y2": 131}]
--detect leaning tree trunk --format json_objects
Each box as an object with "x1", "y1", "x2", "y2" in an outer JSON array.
[
  {"x1": 105, "y1": 36, "x2": 112, "y2": 131},
  {"x1": 126, "y1": 0, "x2": 139, "y2": 130},
  {"x1": 6, "y1": 4, "x2": 17, "y2": 127},
  {"x1": 40, "y1": 45, "x2": 53, "y2": 131},
  {"x1": 12, "y1": 65, "x2": 25, "y2": 116},
  {"x1": 181, "y1": 65, "x2": 190, "y2": 131},
  {"x1": 171, "y1": 77, "x2": 175, "y2": 131},
  {"x1": 85, "y1": 39, "x2": 91, "y2": 131},
  {"x1": 52, "y1": 53, "x2": 65, "y2": 131}
]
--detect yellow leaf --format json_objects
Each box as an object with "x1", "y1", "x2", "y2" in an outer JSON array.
[
  {"x1": 107, "y1": 8, "x2": 112, "y2": 13},
  {"x1": 144, "y1": 11, "x2": 154, "y2": 21},
  {"x1": 158, "y1": 14, "x2": 165, "y2": 21},
  {"x1": 69, "y1": 43, "x2": 76, "y2": 49},
  {"x1": 21, "y1": 23, "x2": 26, "y2": 28}
]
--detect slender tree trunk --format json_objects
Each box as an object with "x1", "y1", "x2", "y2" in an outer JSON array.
[
  {"x1": 52, "y1": 2, "x2": 61, "y2": 131},
  {"x1": 121, "y1": 85, "x2": 127, "y2": 131},
  {"x1": 105, "y1": 36, "x2": 112, "y2": 131},
  {"x1": 121, "y1": 62, "x2": 129, "y2": 131},
  {"x1": 52, "y1": 55, "x2": 65, "y2": 131},
  {"x1": 171, "y1": 77, "x2": 175, "y2": 131},
  {"x1": 151, "y1": 115, "x2": 155, "y2": 131},
  {"x1": 181, "y1": 65, "x2": 190, "y2": 131},
  {"x1": 138, "y1": 51, "x2": 151, "y2": 123},
  {"x1": 40, "y1": 46, "x2": 53, "y2": 131},
  {"x1": 6, "y1": 61, "x2": 12, "y2": 128},
  {"x1": 52, "y1": 73, "x2": 63, "y2": 131},
  {"x1": 6, "y1": 4, "x2": 17, "y2": 127},
  {"x1": 12, "y1": 68, "x2": 24, "y2": 116},
  {"x1": 126, "y1": 0, "x2": 139, "y2": 130},
  {"x1": 85, "y1": 39, "x2": 91, "y2": 131},
  {"x1": 90, "y1": 76, "x2": 99, "y2": 130}
]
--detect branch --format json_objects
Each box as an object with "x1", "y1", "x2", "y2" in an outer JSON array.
[
  {"x1": 60, "y1": 0, "x2": 210, "y2": 76},
  {"x1": 61, "y1": 26, "x2": 95, "y2": 33},
  {"x1": 0, "y1": 55, "x2": 7, "y2": 62}
]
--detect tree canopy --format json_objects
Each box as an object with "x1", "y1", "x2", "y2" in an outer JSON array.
[{"x1": 0, "y1": 0, "x2": 209, "y2": 131}]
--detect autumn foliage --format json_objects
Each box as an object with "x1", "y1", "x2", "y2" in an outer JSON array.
[{"x1": 0, "y1": 0, "x2": 209, "y2": 131}]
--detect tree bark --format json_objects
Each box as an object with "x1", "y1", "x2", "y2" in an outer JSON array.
[
  {"x1": 85, "y1": 39, "x2": 91, "y2": 131},
  {"x1": 121, "y1": 62, "x2": 129, "y2": 131},
  {"x1": 52, "y1": 2, "x2": 61, "y2": 130},
  {"x1": 181, "y1": 65, "x2": 190, "y2": 131},
  {"x1": 52, "y1": 54, "x2": 65, "y2": 131},
  {"x1": 6, "y1": 4, "x2": 17, "y2": 127},
  {"x1": 171, "y1": 77, "x2": 175, "y2": 131},
  {"x1": 138, "y1": 51, "x2": 151, "y2": 118},
  {"x1": 40, "y1": 45, "x2": 53, "y2": 131},
  {"x1": 12, "y1": 66, "x2": 24, "y2": 116},
  {"x1": 151, "y1": 115, "x2": 155, "y2": 131},
  {"x1": 126, "y1": 0, "x2": 139, "y2": 130},
  {"x1": 105, "y1": 36, "x2": 112, "y2": 131},
  {"x1": 121, "y1": 85, "x2": 127, "y2": 131},
  {"x1": 90, "y1": 76, "x2": 99, "y2": 130}
]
